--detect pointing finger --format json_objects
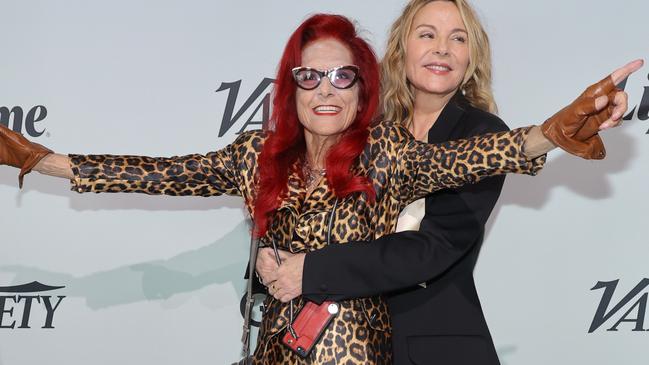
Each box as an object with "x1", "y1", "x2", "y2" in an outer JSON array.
[{"x1": 610, "y1": 59, "x2": 644, "y2": 85}]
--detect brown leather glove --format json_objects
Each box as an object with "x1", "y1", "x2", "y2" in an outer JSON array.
[
  {"x1": 0, "y1": 124, "x2": 53, "y2": 188},
  {"x1": 541, "y1": 76, "x2": 619, "y2": 160}
]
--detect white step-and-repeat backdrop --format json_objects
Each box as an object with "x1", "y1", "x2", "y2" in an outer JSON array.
[{"x1": 1, "y1": 1, "x2": 647, "y2": 364}]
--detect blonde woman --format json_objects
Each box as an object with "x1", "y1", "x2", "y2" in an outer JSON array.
[{"x1": 256, "y1": 1, "x2": 638, "y2": 364}]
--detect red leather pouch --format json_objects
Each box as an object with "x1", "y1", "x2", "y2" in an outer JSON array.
[{"x1": 281, "y1": 300, "x2": 339, "y2": 357}]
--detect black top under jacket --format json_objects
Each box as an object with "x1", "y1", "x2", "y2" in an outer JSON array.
[{"x1": 302, "y1": 93, "x2": 508, "y2": 365}]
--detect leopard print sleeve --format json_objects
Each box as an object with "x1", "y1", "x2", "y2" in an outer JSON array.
[
  {"x1": 68, "y1": 130, "x2": 265, "y2": 197},
  {"x1": 392, "y1": 122, "x2": 546, "y2": 205}
]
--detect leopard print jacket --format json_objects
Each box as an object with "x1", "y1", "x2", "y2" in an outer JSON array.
[{"x1": 69, "y1": 121, "x2": 545, "y2": 364}]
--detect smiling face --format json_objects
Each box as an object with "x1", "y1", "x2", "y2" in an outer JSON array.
[
  {"x1": 296, "y1": 38, "x2": 360, "y2": 142},
  {"x1": 405, "y1": 1, "x2": 470, "y2": 98}
]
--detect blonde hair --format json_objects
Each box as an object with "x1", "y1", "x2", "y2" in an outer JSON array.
[{"x1": 382, "y1": 0, "x2": 497, "y2": 126}]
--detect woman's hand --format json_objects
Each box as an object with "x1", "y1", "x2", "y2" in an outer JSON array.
[
  {"x1": 525, "y1": 59, "x2": 643, "y2": 159},
  {"x1": 255, "y1": 247, "x2": 305, "y2": 303},
  {"x1": 255, "y1": 248, "x2": 281, "y2": 287}
]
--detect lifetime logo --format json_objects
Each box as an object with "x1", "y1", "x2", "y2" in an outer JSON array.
[
  {"x1": 0, "y1": 281, "x2": 66, "y2": 329},
  {"x1": 589, "y1": 279, "x2": 649, "y2": 333},
  {"x1": 618, "y1": 73, "x2": 649, "y2": 134},
  {"x1": 0, "y1": 105, "x2": 48, "y2": 138}
]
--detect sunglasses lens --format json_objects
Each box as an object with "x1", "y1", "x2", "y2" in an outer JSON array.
[
  {"x1": 293, "y1": 66, "x2": 359, "y2": 90},
  {"x1": 330, "y1": 68, "x2": 358, "y2": 89},
  {"x1": 294, "y1": 69, "x2": 320, "y2": 89}
]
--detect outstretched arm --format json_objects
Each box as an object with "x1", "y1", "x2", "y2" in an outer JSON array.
[
  {"x1": 1, "y1": 125, "x2": 264, "y2": 197},
  {"x1": 397, "y1": 60, "x2": 641, "y2": 204},
  {"x1": 395, "y1": 124, "x2": 543, "y2": 206}
]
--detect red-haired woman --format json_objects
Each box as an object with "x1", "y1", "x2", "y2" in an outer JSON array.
[{"x1": 0, "y1": 13, "x2": 636, "y2": 364}]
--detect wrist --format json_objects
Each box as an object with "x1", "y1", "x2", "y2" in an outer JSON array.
[{"x1": 523, "y1": 126, "x2": 556, "y2": 159}]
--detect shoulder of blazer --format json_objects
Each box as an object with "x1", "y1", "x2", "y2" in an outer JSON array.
[
  {"x1": 429, "y1": 93, "x2": 509, "y2": 144},
  {"x1": 454, "y1": 94, "x2": 509, "y2": 135}
]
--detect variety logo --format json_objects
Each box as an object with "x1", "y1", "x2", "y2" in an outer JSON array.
[
  {"x1": 0, "y1": 105, "x2": 48, "y2": 137},
  {"x1": 0, "y1": 281, "x2": 66, "y2": 329},
  {"x1": 589, "y1": 279, "x2": 649, "y2": 333},
  {"x1": 215, "y1": 78, "x2": 274, "y2": 137}
]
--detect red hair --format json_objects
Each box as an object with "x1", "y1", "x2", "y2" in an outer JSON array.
[{"x1": 253, "y1": 14, "x2": 379, "y2": 237}]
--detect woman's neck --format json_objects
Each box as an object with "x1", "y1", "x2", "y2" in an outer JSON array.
[
  {"x1": 303, "y1": 131, "x2": 337, "y2": 169},
  {"x1": 410, "y1": 90, "x2": 456, "y2": 142}
]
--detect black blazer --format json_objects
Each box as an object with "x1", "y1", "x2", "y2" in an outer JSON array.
[{"x1": 302, "y1": 93, "x2": 508, "y2": 365}]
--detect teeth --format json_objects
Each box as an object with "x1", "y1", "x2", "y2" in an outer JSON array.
[
  {"x1": 314, "y1": 106, "x2": 341, "y2": 113},
  {"x1": 427, "y1": 65, "x2": 450, "y2": 71}
]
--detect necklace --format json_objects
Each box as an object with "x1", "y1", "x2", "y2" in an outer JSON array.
[{"x1": 303, "y1": 161, "x2": 326, "y2": 189}]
